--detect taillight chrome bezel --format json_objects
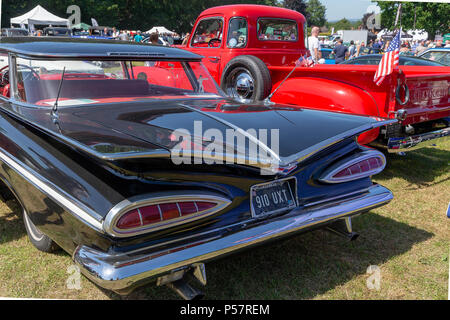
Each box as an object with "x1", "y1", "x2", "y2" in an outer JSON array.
[
  {"x1": 319, "y1": 150, "x2": 386, "y2": 184},
  {"x1": 103, "y1": 192, "x2": 231, "y2": 237}
]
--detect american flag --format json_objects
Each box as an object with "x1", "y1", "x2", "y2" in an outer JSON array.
[
  {"x1": 296, "y1": 54, "x2": 315, "y2": 67},
  {"x1": 373, "y1": 29, "x2": 401, "y2": 86}
]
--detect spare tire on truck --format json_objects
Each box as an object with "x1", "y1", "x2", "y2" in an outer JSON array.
[{"x1": 220, "y1": 55, "x2": 272, "y2": 102}]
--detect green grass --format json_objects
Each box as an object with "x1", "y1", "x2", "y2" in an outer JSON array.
[{"x1": 0, "y1": 140, "x2": 449, "y2": 300}]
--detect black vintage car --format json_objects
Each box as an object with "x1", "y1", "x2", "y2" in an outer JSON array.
[{"x1": 0, "y1": 37, "x2": 394, "y2": 299}]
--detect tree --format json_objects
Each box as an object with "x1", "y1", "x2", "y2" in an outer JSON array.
[
  {"x1": 2, "y1": 0, "x2": 279, "y2": 34},
  {"x1": 375, "y1": 1, "x2": 450, "y2": 39},
  {"x1": 332, "y1": 18, "x2": 353, "y2": 31},
  {"x1": 306, "y1": 0, "x2": 326, "y2": 27},
  {"x1": 283, "y1": 0, "x2": 309, "y2": 22}
]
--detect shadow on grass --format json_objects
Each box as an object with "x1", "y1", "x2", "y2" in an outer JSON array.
[
  {"x1": 0, "y1": 197, "x2": 25, "y2": 245},
  {"x1": 125, "y1": 211, "x2": 433, "y2": 300},
  {"x1": 0, "y1": 147, "x2": 444, "y2": 299},
  {"x1": 0, "y1": 202, "x2": 434, "y2": 300},
  {"x1": 378, "y1": 147, "x2": 450, "y2": 189}
]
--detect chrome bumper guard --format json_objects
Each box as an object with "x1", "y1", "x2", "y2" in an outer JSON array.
[
  {"x1": 73, "y1": 184, "x2": 392, "y2": 294},
  {"x1": 387, "y1": 127, "x2": 450, "y2": 153}
]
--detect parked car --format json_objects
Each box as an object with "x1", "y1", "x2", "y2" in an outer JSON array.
[
  {"x1": 341, "y1": 54, "x2": 445, "y2": 66},
  {"x1": 417, "y1": 48, "x2": 450, "y2": 66},
  {"x1": 358, "y1": 46, "x2": 382, "y2": 56},
  {"x1": 142, "y1": 35, "x2": 170, "y2": 46},
  {"x1": 72, "y1": 26, "x2": 114, "y2": 40},
  {"x1": 43, "y1": 27, "x2": 72, "y2": 37},
  {"x1": 1, "y1": 28, "x2": 29, "y2": 37},
  {"x1": 178, "y1": 4, "x2": 450, "y2": 153},
  {"x1": 320, "y1": 47, "x2": 335, "y2": 64},
  {"x1": 0, "y1": 37, "x2": 394, "y2": 299}
]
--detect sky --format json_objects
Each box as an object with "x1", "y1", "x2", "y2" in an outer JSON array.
[{"x1": 321, "y1": 0, "x2": 381, "y2": 21}]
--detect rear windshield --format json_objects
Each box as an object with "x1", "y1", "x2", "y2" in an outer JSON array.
[
  {"x1": 14, "y1": 58, "x2": 222, "y2": 106},
  {"x1": 420, "y1": 51, "x2": 450, "y2": 66},
  {"x1": 257, "y1": 18, "x2": 298, "y2": 42}
]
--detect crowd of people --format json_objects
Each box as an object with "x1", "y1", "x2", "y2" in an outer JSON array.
[
  {"x1": 108, "y1": 28, "x2": 184, "y2": 44},
  {"x1": 308, "y1": 25, "x2": 449, "y2": 64}
]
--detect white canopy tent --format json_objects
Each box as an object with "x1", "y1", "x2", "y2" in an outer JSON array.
[
  {"x1": 10, "y1": 5, "x2": 69, "y2": 30},
  {"x1": 146, "y1": 26, "x2": 176, "y2": 35}
]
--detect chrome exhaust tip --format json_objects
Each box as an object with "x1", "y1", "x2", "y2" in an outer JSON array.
[
  {"x1": 157, "y1": 263, "x2": 207, "y2": 300},
  {"x1": 326, "y1": 217, "x2": 359, "y2": 241},
  {"x1": 166, "y1": 279, "x2": 204, "y2": 300}
]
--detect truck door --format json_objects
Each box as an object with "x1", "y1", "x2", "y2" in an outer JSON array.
[{"x1": 188, "y1": 17, "x2": 224, "y2": 83}]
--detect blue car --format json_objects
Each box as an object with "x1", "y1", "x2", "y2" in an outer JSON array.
[{"x1": 320, "y1": 48, "x2": 335, "y2": 64}]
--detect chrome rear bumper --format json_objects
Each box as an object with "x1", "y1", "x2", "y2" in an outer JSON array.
[
  {"x1": 73, "y1": 184, "x2": 392, "y2": 294},
  {"x1": 387, "y1": 127, "x2": 449, "y2": 153}
]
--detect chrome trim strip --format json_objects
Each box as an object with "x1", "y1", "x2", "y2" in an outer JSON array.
[
  {"x1": 386, "y1": 127, "x2": 450, "y2": 153},
  {"x1": 157, "y1": 204, "x2": 163, "y2": 221},
  {"x1": 175, "y1": 202, "x2": 182, "y2": 217},
  {"x1": 0, "y1": 148, "x2": 104, "y2": 231},
  {"x1": 319, "y1": 149, "x2": 386, "y2": 184},
  {"x1": 74, "y1": 184, "x2": 393, "y2": 293},
  {"x1": 137, "y1": 208, "x2": 144, "y2": 226},
  {"x1": 103, "y1": 191, "x2": 232, "y2": 237}
]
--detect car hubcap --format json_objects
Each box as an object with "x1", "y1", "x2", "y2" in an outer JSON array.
[{"x1": 226, "y1": 69, "x2": 254, "y2": 102}]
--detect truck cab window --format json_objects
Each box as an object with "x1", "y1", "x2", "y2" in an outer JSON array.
[
  {"x1": 191, "y1": 18, "x2": 223, "y2": 48},
  {"x1": 227, "y1": 18, "x2": 248, "y2": 48}
]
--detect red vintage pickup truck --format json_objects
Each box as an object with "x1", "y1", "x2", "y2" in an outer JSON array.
[{"x1": 178, "y1": 4, "x2": 450, "y2": 152}]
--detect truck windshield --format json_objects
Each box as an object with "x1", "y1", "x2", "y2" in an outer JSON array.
[
  {"x1": 15, "y1": 58, "x2": 222, "y2": 106},
  {"x1": 257, "y1": 19, "x2": 298, "y2": 42}
]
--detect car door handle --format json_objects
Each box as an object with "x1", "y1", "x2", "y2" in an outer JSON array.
[{"x1": 208, "y1": 56, "x2": 220, "y2": 63}]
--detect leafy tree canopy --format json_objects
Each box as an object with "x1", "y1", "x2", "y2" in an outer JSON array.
[
  {"x1": 375, "y1": 1, "x2": 449, "y2": 38},
  {"x1": 2, "y1": 0, "x2": 277, "y2": 34},
  {"x1": 283, "y1": 0, "x2": 309, "y2": 21},
  {"x1": 305, "y1": 0, "x2": 326, "y2": 27}
]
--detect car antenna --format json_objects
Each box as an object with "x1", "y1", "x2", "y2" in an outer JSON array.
[
  {"x1": 264, "y1": 56, "x2": 308, "y2": 105},
  {"x1": 51, "y1": 67, "x2": 66, "y2": 123}
]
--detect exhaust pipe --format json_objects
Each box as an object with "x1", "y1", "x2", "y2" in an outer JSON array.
[
  {"x1": 157, "y1": 263, "x2": 207, "y2": 300},
  {"x1": 326, "y1": 217, "x2": 359, "y2": 241},
  {"x1": 166, "y1": 279, "x2": 204, "y2": 300}
]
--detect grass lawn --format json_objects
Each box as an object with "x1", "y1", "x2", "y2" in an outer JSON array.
[{"x1": 0, "y1": 140, "x2": 448, "y2": 300}]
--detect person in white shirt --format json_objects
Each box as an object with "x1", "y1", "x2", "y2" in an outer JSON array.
[{"x1": 308, "y1": 26, "x2": 321, "y2": 63}]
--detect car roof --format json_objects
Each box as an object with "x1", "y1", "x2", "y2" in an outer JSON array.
[
  {"x1": 200, "y1": 4, "x2": 305, "y2": 22},
  {"x1": 2, "y1": 28, "x2": 28, "y2": 31},
  {"x1": 0, "y1": 37, "x2": 202, "y2": 60},
  {"x1": 421, "y1": 48, "x2": 450, "y2": 53}
]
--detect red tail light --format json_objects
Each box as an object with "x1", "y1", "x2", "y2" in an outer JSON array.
[
  {"x1": 116, "y1": 201, "x2": 220, "y2": 230},
  {"x1": 105, "y1": 194, "x2": 231, "y2": 237},
  {"x1": 319, "y1": 150, "x2": 386, "y2": 184}
]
